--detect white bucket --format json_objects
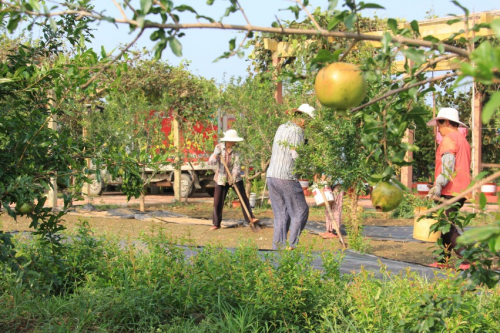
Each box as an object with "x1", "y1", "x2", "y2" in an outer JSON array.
[
  {"x1": 312, "y1": 186, "x2": 334, "y2": 206},
  {"x1": 481, "y1": 184, "x2": 496, "y2": 196},
  {"x1": 299, "y1": 180, "x2": 309, "y2": 188},
  {"x1": 416, "y1": 183, "x2": 430, "y2": 192},
  {"x1": 249, "y1": 193, "x2": 256, "y2": 208}
]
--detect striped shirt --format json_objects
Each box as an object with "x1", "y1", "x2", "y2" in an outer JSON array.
[
  {"x1": 208, "y1": 143, "x2": 243, "y2": 185},
  {"x1": 266, "y1": 121, "x2": 304, "y2": 181}
]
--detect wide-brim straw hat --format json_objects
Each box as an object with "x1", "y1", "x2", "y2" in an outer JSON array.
[
  {"x1": 220, "y1": 129, "x2": 244, "y2": 142},
  {"x1": 427, "y1": 107, "x2": 468, "y2": 128},
  {"x1": 290, "y1": 103, "x2": 316, "y2": 118}
]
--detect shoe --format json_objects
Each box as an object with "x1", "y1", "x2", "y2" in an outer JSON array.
[
  {"x1": 429, "y1": 262, "x2": 452, "y2": 269},
  {"x1": 319, "y1": 232, "x2": 339, "y2": 239},
  {"x1": 458, "y1": 263, "x2": 471, "y2": 270},
  {"x1": 210, "y1": 226, "x2": 220, "y2": 231}
]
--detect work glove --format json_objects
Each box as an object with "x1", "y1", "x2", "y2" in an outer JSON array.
[{"x1": 427, "y1": 185, "x2": 442, "y2": 199}]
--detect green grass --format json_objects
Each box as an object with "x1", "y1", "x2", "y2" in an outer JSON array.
[{"x1": 0, "y1": 222, "x2": 499, "y2": 332}]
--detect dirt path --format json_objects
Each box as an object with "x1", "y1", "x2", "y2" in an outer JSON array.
[{"x1": 1, "y1": 202, "x2": 439, "y2": 266}]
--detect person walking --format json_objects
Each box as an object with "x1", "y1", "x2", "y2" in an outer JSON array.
[
  {"x1": 208, "y1": 129, "x2": 259, "y2": 230},
  {"x1": 426, "y1": 107, "x2": 471, "y2": 269},
  {"x1": 267, "y1": 104, "x2": 315, "y2": 249},
  {"x1": 314, "y1": 175, "x2": 344, "y2": 239}
]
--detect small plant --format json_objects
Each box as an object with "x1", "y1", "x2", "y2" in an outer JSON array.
[{"x1": 390, "y1": 193, "x2": 434, "y2": 219}]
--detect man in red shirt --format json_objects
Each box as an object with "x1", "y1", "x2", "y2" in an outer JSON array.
[{"x1": 426, "y1": 108, "x2": 471, "y2": 269}]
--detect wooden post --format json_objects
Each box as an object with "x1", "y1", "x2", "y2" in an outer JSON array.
[
  {"x1": 400, "y1": 55, "x2": 414, "y2": 190},
  {"x1": 173, "y1": 109, "x2": 182, "y2": 202},
  {"x1": 400, "y1": 129, "x2": 414, "y2": 190},
  {"x1": 472, "y1": 88, "x2": 482, "y2": 201},
  {"x1": 272, "y1": 56, "x2": 283, "y2": 104},
  {"x1": 47, "y1": 100, "x2": 58, "y2": 209}
]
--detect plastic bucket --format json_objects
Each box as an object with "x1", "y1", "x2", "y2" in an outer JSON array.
[
  {"x1": 299, "y1": 180, "x2": 309, "y2": 188},
  {"x1": 249, "y1": 193, "x2": 256, "y2": 208},
  {"x1": 413, "y1": 207, "x2": 441, "y2": 242},
  {"x1": 312, "y1": 186, "x2": 334, "y2": 206},
  {"x1": 481, "y1": 183, "x2": 496, "y2": 196},
  {"x1": 416, "y1": 182, "x2": 430, "y2": 195}
]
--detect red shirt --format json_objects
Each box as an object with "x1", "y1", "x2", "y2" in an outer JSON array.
[{"x1": 435, "y1": 131, "x2": 471, "y2": 196}]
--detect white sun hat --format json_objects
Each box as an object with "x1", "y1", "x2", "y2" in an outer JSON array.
[
  {"x1": 220, "y1": 129, "x2": 244, "y2": 142},
  {"x1": 292, "y1": 103, "x2": 316, "y2": 118},
  {"x1": 426, "y1": 107, "x2": 468, "y2": 128}
]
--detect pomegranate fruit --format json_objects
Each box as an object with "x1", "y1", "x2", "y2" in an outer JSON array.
[
  {"x1": 15, "y1": 202, "x2": 34, "y2": 215},
  {"x1": 371, "y1": 181, "x2": 403, "y2": 212},
  {"x1": 315, "y1": 62, "x2": 367, "y2": 110}
]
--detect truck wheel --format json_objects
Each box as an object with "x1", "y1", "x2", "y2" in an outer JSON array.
[
  {"x1": 81, "y1": 175, "x2": 104, "y2": 196},
  {"x1": 178, "y1": 173, "x2": 194, "y2": 198}
]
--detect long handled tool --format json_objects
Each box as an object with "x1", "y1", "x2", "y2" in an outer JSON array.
[
  {"x1": 220, "y1": 157, "x2": 261, "y2": 233},
  {"x1": 319, "y1": 187, "x2": 346, "y2": 249}
]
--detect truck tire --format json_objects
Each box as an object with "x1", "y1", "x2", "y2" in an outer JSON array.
[
  {"x1": 81, "y1": 175, "x2": 104, "y2": 196},
  {"x1": 176, "y1": 173, "x2": 194, "y2": 198}
]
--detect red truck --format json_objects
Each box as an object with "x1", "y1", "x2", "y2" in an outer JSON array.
[{"x1": 85, "y1": 111, "x2": 234, "y2": 198}]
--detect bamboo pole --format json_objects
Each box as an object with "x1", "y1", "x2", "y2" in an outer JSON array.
[{"x1": 220, "y1": 157, "x2": 260, "y2": 233}]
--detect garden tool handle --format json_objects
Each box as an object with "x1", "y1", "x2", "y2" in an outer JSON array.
[{"x1": 220, "y1": 158, "x2": 253, "y2": 223}]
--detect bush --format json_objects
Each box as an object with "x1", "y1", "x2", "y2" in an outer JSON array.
[
  {"x1": 390, "y1": 193, "x2": 434, "y2": 219},
  {"x1": 0, "y1": 226, "x2": 499, "y2": 332}
]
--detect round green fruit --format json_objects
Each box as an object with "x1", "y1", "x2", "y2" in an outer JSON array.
[
  {"x1": 16, "y1": 202, "x2": 34, "y2": 215},
  {"x1": 315, "y1": 62, "x2": 367, "y2": 110},
  {"x1": 371, "y1": 181, "x2": 403, "y2": 212}
]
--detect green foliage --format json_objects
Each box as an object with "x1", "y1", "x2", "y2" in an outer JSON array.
[
  {"x1": 390, "y1": 193, "x2": 434, "y2": 219},
  {"x1": 0, "y1": 230, "x2": 498, "y2": 332}
]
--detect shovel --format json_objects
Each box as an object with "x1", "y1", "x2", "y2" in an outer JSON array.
[
  {"x1": 319, "y1": 187, "x2": 347, "y2": 249},
  {"x1": 220, "y1": 158, "x2": 261, "y2": 233}
]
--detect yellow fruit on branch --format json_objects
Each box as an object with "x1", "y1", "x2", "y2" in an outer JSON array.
[
  {"x1": 371, "y1": 181, "x2": 403, "y2": 212},
  {"x1": 315, "y1": 62, "x2": 367, "y2": 110}
]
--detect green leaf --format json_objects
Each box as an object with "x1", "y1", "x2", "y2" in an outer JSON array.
[
  {"x1": 482, "y1": 91, "x2": 500, "y2": 124},
  {"x1": 327, "y1": 15, "x2": 342, "y2": 31},
  {"x1": 49, "y1": 18, "x2": 58, "y2": 32},
  {"x1": 410, "y1": 20, "x2": 420, "y2": 36},
  {"x1": 495, "y1": 235, "x2": 500, "y2": 252},
  {"x1": 451, "y1": 1, "x2": 469, "y2": 17},
  {"x1": 169, "y1": 37, "x2": 182, "y2": 56},
  {"x1": 29, "y1": 0, "x2": 41, "y2": 11},
  {"x1": 491, "y1": 19, "x2": 500, "y2": 37},
  {"x1": 327, "y1": 0, "x2": 339, "y2": 11},
  {"x1": 312, "y1": 49, "x2": 338, "y2": 64},
  {"x1": 423, "y1": 35, "x2": 440, "y2": 43},
  {"x1": 229, "y1": 38, "x2": 236, "y2": 51},
  {"x1": 479, "y1": 192, "x2": 487, "y2": 210},
  {"x1": 458, "y1": 226, "x2": 500, "y2": 244},
  {"x1": 174, "y1": 5, "x2": 197, "y2": 14},
  {"x1": 359, "y1": 3, "x2": 385, "y2": 10},
  {"x1": 387, "y1": 18, "x2": 398, "y2": 34},
  {"x1": 207, "y1": 0, "x2": 215, "y2": 5},
  {"x1": 140, "y1": 0, "x2": 153, "y2": 14},
  {"x1": 345, "y1": 12, "x2": 357, "y2": 30}
]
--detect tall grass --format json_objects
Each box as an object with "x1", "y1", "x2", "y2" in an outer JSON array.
[{"x1": 0, "y1": 221, "x2": 498, "y2": 332}]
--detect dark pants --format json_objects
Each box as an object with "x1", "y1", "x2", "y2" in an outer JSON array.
[
  {"x1": 212, "y1": 181, "x2": 253, "y2": 227},
  {"x1": 439, "y1": 195, "x2": 466, "y2": 262}
]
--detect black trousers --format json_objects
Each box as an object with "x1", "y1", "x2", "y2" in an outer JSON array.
[
  {"x1": 439, "y1": 195, "x2": 466, "y2": 261},
  {"x1": 212, "y1": 181, "x2": 253, "y2": 227}
]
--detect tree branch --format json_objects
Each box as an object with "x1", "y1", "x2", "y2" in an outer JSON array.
[
  {"x1": 296, "y1": 0, "x2": 321, "y2": 31},
  {"x1": 0, "y1": 3, "x2": 470, "y2": 58},
  {"x1": 80, "y1": 28, "x2": 145, "y2": 90},
  {"x1": 351, "y1": 72, "x2": 458, "y2": 112}
]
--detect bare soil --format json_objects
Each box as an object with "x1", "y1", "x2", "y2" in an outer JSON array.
[{"x1": 0, "y1": 203, "x2": 439, "y2": 266}]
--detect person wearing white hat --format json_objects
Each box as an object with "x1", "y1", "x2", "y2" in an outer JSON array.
[
  {"x1": 208, "y1": 129, "x2": 259, "y2": 230},
  {"x1": 266, "y1": 103, "x2": 315, "y2": 250},
  {"x1": 426, "y1": 107, "x2": 471, "y2": 269}
]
